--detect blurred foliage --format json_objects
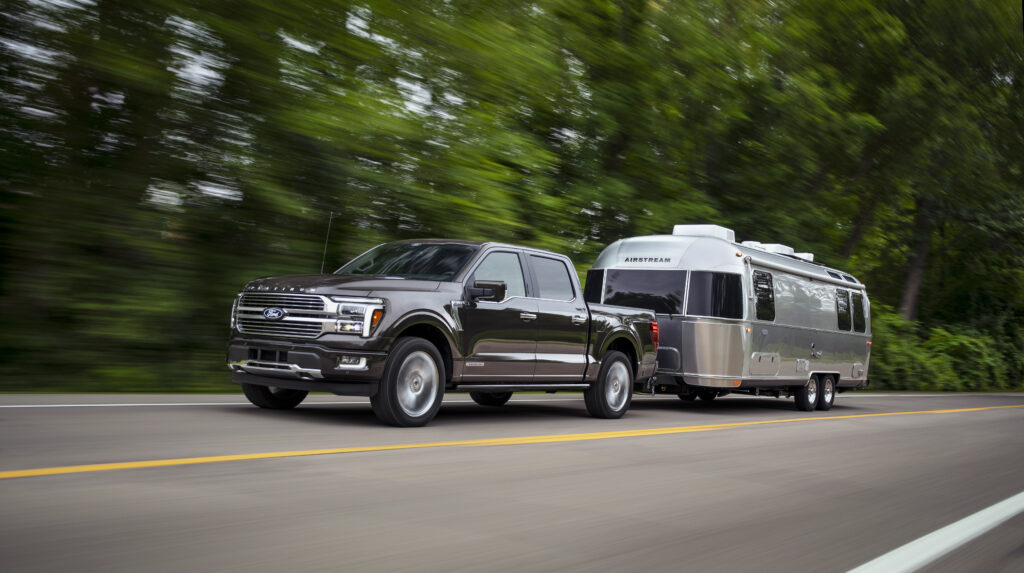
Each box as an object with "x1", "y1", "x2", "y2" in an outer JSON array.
[{"x1": 1, "y1": 0, "x2": 1021, "y2": 391}]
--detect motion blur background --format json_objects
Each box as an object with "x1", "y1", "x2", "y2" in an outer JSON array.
[{"x1": 1, "y1": 0, "x2": 1021, "y2": 392}]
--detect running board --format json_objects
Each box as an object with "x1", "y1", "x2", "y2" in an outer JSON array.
[{"x1": 454, "y1": 384, "x2": 590, "y2": 392}]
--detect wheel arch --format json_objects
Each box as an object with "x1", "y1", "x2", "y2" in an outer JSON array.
[
  {"x1": 603, "y1": 334, "x2": 640, "y2": 377},
  {"x1": 392, "y1": 318, "x2": 456, "y2": 384}
]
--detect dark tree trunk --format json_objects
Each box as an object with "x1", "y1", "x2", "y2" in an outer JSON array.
[
  {"x1": 840, "y1": 151, "x2": 879, "y2": 258},
  {"x1": 898, "y1": 197, "x2": 933, "y2": 321}
]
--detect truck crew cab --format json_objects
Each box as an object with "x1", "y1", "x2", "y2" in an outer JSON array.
[{"x1": 228, "y1": 240, "x2": 658, "y2": 426}]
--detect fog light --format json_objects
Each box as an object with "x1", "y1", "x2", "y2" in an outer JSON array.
[{"x1": 336, "y1": 355, "x2": 367, "y2": 370}]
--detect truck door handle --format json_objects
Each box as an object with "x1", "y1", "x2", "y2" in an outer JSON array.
[
  {"x1": 520, "y1": 312, "x2": 537, "y2": 322},
  {"x1": 571, "y1": 314, "x2": 587, "y2": 325}
]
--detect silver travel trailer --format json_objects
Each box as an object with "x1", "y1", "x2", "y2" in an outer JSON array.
[{"x1": 585, "y1": 225, "x2": 871, "y2": 411}]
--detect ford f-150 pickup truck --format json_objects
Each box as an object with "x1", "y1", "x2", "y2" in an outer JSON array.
[{"x1": 227, "y1": 239, "x2": 658, "y2": 426}]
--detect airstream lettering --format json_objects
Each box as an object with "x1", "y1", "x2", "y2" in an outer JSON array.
[{"x1": 586, "y1": 225, "x2": 871, "y2": 411}]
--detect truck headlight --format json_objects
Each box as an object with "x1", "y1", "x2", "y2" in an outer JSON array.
[
  {"x1": 329, "y1": 296, "x2": 385, "y2": 337},
  {"x1": 230, "y1": 295, "x2": 240, "y2": 330}
]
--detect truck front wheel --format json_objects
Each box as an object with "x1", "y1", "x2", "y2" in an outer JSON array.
[
  {"x1": 241, "y1": 384, "x2": 308, "y2": 409},
  {"x1": 371, "y1": 337, "x2": 446, "y2": 427},
  {"x1": 584, "y1": 351, "x2": 633, "y2": 419}
]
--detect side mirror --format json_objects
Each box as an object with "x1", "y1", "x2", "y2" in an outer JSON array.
[{"x1": 468, "y1": 280, "x2": 507, "y2": 303}]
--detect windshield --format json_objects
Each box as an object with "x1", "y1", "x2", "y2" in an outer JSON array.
[{"x1": 335, "y1": 242, "x2": 479, "y2": 281}]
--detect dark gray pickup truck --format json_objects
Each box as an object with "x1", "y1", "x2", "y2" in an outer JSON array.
[{"x1": 227, "y1": 239, "x2": 658, "y2": 426}]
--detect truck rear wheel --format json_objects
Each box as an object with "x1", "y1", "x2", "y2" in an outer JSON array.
[
  {"x1": 371, "y1": 337, "x2": 445, "y2": 427},
  {"x1": 817, "y1": 375, "x2": 836, "y2": 411},
  {"x1": 584, "y1": 351, "x2": 633, "y2": 419},
  {"x1": 469, "y1": 391, "x2": 512, "y2": 407},
  {"x1": 794, "y1": 377, "x2": 819, "y2": 412},
  {"x1": 241, "y1": 384, "x2": 308, "y2": 409}
]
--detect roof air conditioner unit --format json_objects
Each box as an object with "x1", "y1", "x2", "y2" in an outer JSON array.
[
  {"x1": 762, "y1": 244, "x2": 796, "y2": 256},
  {"x1": 672, "y1": 225, "x2": 735, "y2": 242}
]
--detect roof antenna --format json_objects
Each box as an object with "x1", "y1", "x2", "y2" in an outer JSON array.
[{"x1": 319, "y1": 211, "x2": 334, "y2": 274}]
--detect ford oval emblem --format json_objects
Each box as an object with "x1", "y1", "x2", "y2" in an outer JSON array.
[{"x1": 263, "y1": 307, "x2": 286, "y2": 320}]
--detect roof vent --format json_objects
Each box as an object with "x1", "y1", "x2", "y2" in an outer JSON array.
[
  {"x1": 793, "y1": 253, "x2": 815, "y2": 262},
  {"x1": 672, "y1": 225, "x2": 735, "y2": 242},
  {"x1": 741, "y1": 241, "x2": 764, "y2": 250}
]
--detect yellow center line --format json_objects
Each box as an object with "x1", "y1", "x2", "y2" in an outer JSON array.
[{"x1": 2, "y1": 404, "x2": 1022, "y2": 480}]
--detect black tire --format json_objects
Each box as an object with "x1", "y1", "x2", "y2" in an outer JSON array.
[
  {"x1": 241, "y1": 383, "x2": 308, "y2": 409},
  {"x1": 817, "y1": 374, "x2": 836, "y2": 411},
  {"x1": 794, "y1": 376, "x2": 819, "y2": 412},
  {"x1": 678, "y1": 391, "x2": 698, "y2": 402},
  {"x1": 697, "y1": 388, "x2": 719, "y2": 401},
  {"x1": 370, "y1": 337, "x2": 445, "y2": 427},
  {"x1": 584, "y1": 351, "x2": 633, "y2": 419},
  {"x1": 469, "y1": 391, "x2": 512, "y2": 407}
]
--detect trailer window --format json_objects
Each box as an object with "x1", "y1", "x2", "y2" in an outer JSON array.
[
  {"x1": 687, "y1": 272, "x2": 743, "y2": 319},
  {"x1": 836, "y1": 289, "x2": 852, "y2": 331},
  {"x1": 583, "y1": 269, "x2": 604, "y2": 304},
  {"x1": 602, "y1": 269, "x2": 687, "y2": 314},
  {"x1": 852, "y1": 292, "x2": 866, "y2": 333},
  {"x1": 753, "y1": 270, "x2": 775, "y2": 321}
]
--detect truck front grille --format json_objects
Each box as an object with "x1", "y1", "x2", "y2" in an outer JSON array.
[
  {"x1": 239, "y1": 293, "x2": 324, "y2": 311},
  {"x1": 236, "y1": 292, "x2": 331, "y2": 340},
  {"x1": 237, "y1": 318, "x2": 324, "y2": 339}
]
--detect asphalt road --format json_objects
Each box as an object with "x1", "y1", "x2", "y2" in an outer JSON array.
[{"x1": 2, "y1": 392, "x2": 1023, "y2": 572}]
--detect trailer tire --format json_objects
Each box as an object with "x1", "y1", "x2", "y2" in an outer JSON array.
[
  {"x1": 469, "y1": 391, "x2": 512, "y2": 407},
  {"x1": 241, "y1": 384, "x2": 308, "y2": 409},
  {"x1": 585, "y1": 351, "x2": 633, "y2": 419},
  {"x1": 794, "y1": 377, "x2": 819, "y2": 412},
  {"x1": 817, "y1": 375, "x2": 836, "y2": 411},
  {"x1": 678, "y1": 391, "x2": 698, "y2": 401},
  {"x1": 697, "y1": 388, "x2": 719, "y2": 401},
  {"x1": 370, "y1": 337, "x2": 445, "y2": 427}
]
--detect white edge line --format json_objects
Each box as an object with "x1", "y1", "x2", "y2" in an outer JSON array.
[
  {"x1": 0, "y1": 398, "x2": 587, "y2": 408},
  {"x1": 847, "y1": 490, "x2": 1024, "y2": 573},
  {"x1": 1, "y1": 393, "x2": 1018, "y2": 408}
]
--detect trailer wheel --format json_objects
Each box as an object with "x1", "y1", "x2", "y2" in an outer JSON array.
[
  {"x1": 370, "y1": 337, "x2": 445, "y2": 427},
  {"x1": 584, "y1": 351, "x2": 633, "y2": 419},
  {"x1": 697, "y1": 388, "x2": 719, "y2": 401},
  {"x1": 817, "y1": 375, "x2": 836, "y2": 411},
  {"x1": 794, "y1": 377, "x2": 819, "y2": 412},
  {"x1": 678, "y1": 391, "x2": 698, "y2": 401},
  {"x1": 469, "y1": 391, "x2": 512, "y2": 407},
  {"x1": 241, "y1": 384, "x2": 308, "y2": 409}
]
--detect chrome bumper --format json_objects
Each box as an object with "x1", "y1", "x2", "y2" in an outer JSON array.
[{"x1": 228, "y1": 360, "x2": 324, "y2": 380}]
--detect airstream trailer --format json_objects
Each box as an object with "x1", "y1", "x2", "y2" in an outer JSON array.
[{"x1": 585, "y1": 225, "x2": 871, "y2": 411}]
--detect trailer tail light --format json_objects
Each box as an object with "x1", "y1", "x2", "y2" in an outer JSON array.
[{"x1": 650, "y1": 321, "x2": 659, "y2": 347}]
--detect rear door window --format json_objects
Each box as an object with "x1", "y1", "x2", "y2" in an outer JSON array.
[
  {"x1": 687, "y1": 272, "x2": 743, "y2": 319},
  {"x1": 529, "y1": 255, "x2": 575, "y2": 301},
  {"x1": 602, "y1": 269, "x2": 687, "y2": 314}
]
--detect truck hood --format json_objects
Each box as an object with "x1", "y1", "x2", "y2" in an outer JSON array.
[{"x1": 243, "y1": 275, "x2": 442, "y2": 296}]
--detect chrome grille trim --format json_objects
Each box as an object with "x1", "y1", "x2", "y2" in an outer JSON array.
[
  {"x1": 239, "y1": 293, "x2": 325, "y2": 311},
  {"x1": 236, "y1": 293, "x2": 332, "y2": 339}
]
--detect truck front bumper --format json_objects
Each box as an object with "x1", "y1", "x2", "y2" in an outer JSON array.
[{"x1": 226, "y1": 339, "x2": 387, "y2": 396}]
